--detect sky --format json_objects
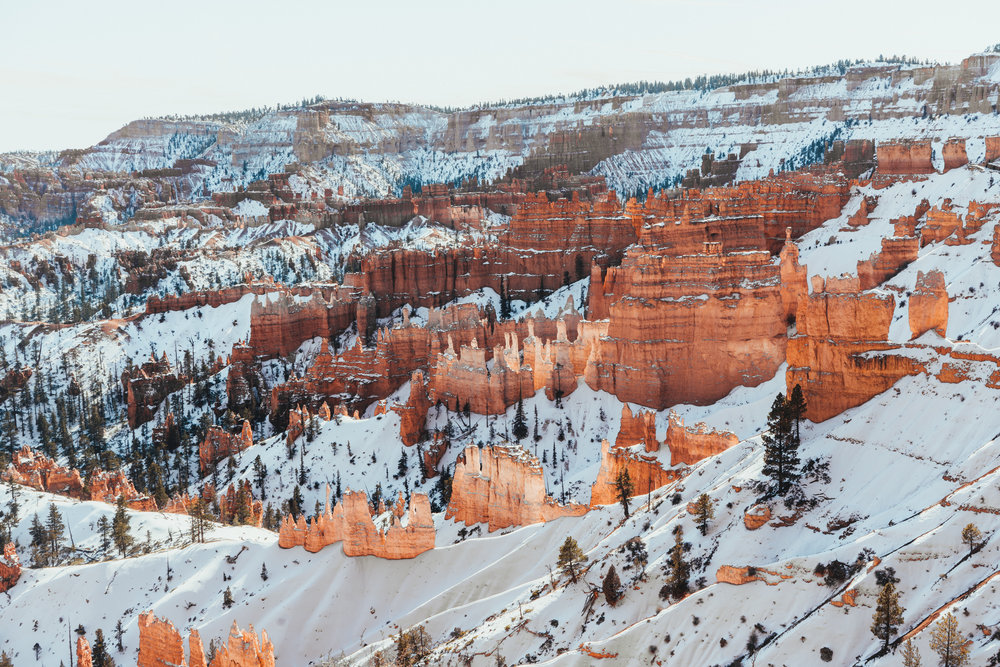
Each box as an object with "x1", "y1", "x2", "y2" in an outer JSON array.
[{"x1": 3, "y1": 0, "x2": 999, "y2": 152}]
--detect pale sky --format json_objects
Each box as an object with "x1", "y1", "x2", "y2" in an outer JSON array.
[{"x1": 3, "y1": 0, "x2": 999, "y2": 152}]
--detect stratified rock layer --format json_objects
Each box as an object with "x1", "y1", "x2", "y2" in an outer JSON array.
[{"x1": 446, "y1": 445, "x2": 587, "y2": 531}]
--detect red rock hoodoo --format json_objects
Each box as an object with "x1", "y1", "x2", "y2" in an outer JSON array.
[
  {"x1": 137, "y1": 611, "x2": 274, "y2": 667},
  {"x1": 199, "y1": 421, "x2": 253, "y2": 473},
  {"x1": 664, "y1": 412, "x2": 740, "y2": 466},
  {"x1": 446, "y1": 445, "x2": 588, "y2": 531},
  {"x1": 590, "y1": 439, "x2": 680, "y2": 506},
  {"x1": 909, "y1": 270, "x2": 949, "y2": 339},
  {"x1": 615, "y1": 404, "x2": 658, "y2": 452},
  {"x1": 0, "y1": 543, "x2": 21, "y2": 593},
  {"x1": 278, "y1": 487, "x2": 435, "y2": 559}
]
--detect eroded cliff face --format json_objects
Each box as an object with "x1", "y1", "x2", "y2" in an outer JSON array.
[
  {"x1": 584, "y1": 175, "x2": 850, "y2": 410},
  {"x1": 446, "y1": 445, "x2": 587, "y2": 531},
  {"x1": 199, "y1": 421, "x2": 253, "y2": 473},
  {"x1": 137, "y1": 611, "x2": 274, "y2": 667},
  {"x1": 2, "y1": 446, "x2": 155, "y2": 509},
  {"x1": 122, "y1": 353, "x2": 188, "y2": 429},
  {"x1": 393, "y1": 370, "x2": 431, "y2": 446},
  {"x1": 909, "y1": 270, "x2": 949, "y2": 339},
  {"x1": 590, "y1": 439, "x2": 680, "y2": 506},
  {"x1": 0, "y1": 543, "x2": 20, "y2": 593},
  {"x1": 615, "y1": 405, "x2": 658, "y2": 452},
  {"x1": 664, "y1": 412, "x2": 739, "y2": 466},
  {"x1": 279, "y1": 488, "x2": 435, "y2": 559}
]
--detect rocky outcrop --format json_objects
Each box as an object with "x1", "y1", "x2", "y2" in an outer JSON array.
[
  {"x1": 876, "y1": 140, "x2": 934, "y2": 176},
  {"x1": 199, "y1": 421, "x2": 253, "y2": 473},
  {"x1": 615, "y1": 404, "x2": 658, "y2": 452},
  {"x1": 2, "y1": 446, "x2": 155, "y2": 508},
  {"x1": 217, "y1": 480, "x2": 264, "y2": 527},
  {"x1": 664, "y1": 411, "x2": 739, "y2": 466},
  {"x1": 225, "y1": 342, "x2": 268, "y2": 419},
  {"x1": 590, "y1": 439, "x2": 680, "y2": 506},
  {"x1": 137, "y1": 611, "x2": 274, "y2": 667},
  {"x1": 145, "y1": 276, "x2": 281, "y2": 314},
  {"x1": 122, "y1": 353, "x2": 188, "y2": 428},
  {"x1": 786, "y1": 284, "x2": 917, "y2": 422},
  {"x1": 279, "y1": 487, "x2": 435, "y2": 559},
  {"x1": 446, "y1": 445, "x2": 587, "y2": 531},
  {"x1": 393, "y1": 371, "x2": 431, "y2": 446},
  {"x1": 909, "y1": 270, "x2": 949, "y2": 339},
  {"x1": 0, "y1": 543, "x2": 20, "y2": 593},
  {"x1": 744, "y1": 505, "x2": 772, "y2": 530},
  {"x1": 0, "y1": 367, "x2": 31, "y2": 403},
  {"x1": 77, "y1": 636, "x2": 93, "y2": 667},
  {"x1": 248, "y1": 289, "x2": 358, "y2": 359}
]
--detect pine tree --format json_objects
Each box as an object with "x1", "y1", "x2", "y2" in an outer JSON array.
[
  {"x1": 29, "y1": 513, "x2": 49, "y2": 567},
  {"x1": 761, "y1": 393, "x2": 800, "y2": 495},
  {"x1": 511, "y1": 398, "x2": 528, "y2": 442},
  {"x1": 45, "y1": 502, "x2": 65, "y2": 565},
  {"x1": 602, "y1": 565, "x2": 622, "y2": 605},
  {"x1": 787, "y1": 383, "x2": 807, "y2": 447},
  {"x1": 252, "y1": 456, "x2": 267, "y2": 500},
  {"x1": 112, "y1": 495, "x2": 134, "y2": 557},
  {"x1": 92, "y1": 628, "x2": 115, "y2": 667},
  {"x1": 115, "y1": 620, "x2": 124, "y2": 653},
  {"x1": 929, "y1": 612, "x2": 970, "y2": 667},
  {"x1": 694, "y1": 493, "x2": 714, "y2": 536},
  {"x1": 557, "y1": 536, "x2": 587, "y2": 583},
  {"x1": 870, "y1": 582, "x2": 905, "y2": 651},
  {"x1": 667, "y1": 528, "x2": 690, "y2": 599},
  {"x1": 260, "y1": 562, "x2": 269, "y2": 581},
  {"x1": 615, "y1": 469, "x2": 634, "y2": 519},
  {"x1": 97, "y1": 514, "x2": 111, "y2": 556},
  {"x1": 901, "y1": 639, "x2": 922, "y2": 667},
  {"x1": 222, "y1": 586, "x2": 234, "y2": 609},
  {"x1": 961, "y1": 523, "x2": 982, "y2": 557}
]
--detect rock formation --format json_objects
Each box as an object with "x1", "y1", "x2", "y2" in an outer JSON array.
[
  {"x1": 122, "y1": 353, "x2": 188, "y2": 428},
  {"x1": 909, "y1": 270, "x2": 949, "y2": 339},
  {"x1": 663, "y1": 412, "x2": 739, "y2": 466},
  {"x1": 0, "y1": 367, "x2": 31, "y2": 403},
  {"x1": 137, "y1": 611, "x2": 274, "y2": 667},
  {"x1": 279, "y1": 487, "x2": 435, "y2": 559},
  {"x1": 446, "y1": 445, "x2": 587, "y2": 531},
  {"x1": 199, "y1": 422, "x2": 253, "y2": 473},
  {"x1": 590, "y1": 439, "x2": 680, "y2": 506},
  {"x1": 2, "y1": 446, "x2": 155, "y2": 508},
  {"x1": 0, "y1": 543, "x2": 20, "y2": 593},
  {"x1": 615, "y1": 404, "x2": 658, "y2": 452},
  {"x1": 77, "y1": 636, "x2": 93, "y2": 667},
  {"x1": 393, "y1": 371, "x2": 431, "y2": 446}
]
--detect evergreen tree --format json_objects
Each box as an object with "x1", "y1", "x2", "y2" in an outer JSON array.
[
  {"x1": 45, "y1": 502, "x2": 65, "y2": 564},
  {"x1": 666, "y1": 528, "x2": 690, "y2": 599},
  {"x1": 761, "y1": 393, "x2": 800, "y2": 495},
  {"x1": 557, "y1": 536, "x2": 587, "y2": 583},
  {"x1": 0, "y1": 650, "x2": 12, "y2": 667},
  {"x1": 260, "y1": 562, "x2": 269, "y2": 581},
  {"x1": 29, "y1": 513, "x2": 49, "y2": 567},
  {"x1": 870, "y1": 582, "x2": 905, "y2": 652},
  {"x1": 112, "y1": 495, "x2": 134, "y2": 557},
  {"x1": 787, "y1": 383, "x2": 807, "y2": 446},
  {"x1": 694, "y1": 493, "x2": 714, "y2": 536},
  {"x1": 396, "y1": 448, "x2": 408, "y2": 478},
  {"x1": 115, "y1": 620, "x2": 124, "y2": 653},
  {"x1": 961, "y1": 523, "x2": 982, "y2": 556},
  {"x1": 929, "y1": 613, "x2": 970, "y2": 667},
  {"x1": 615, "y1": 469, "x2": 634, "y2": 519},
  {"x1": 511, "y1": 398, "x2": 528, "y2": 442},
  {"x1": 97, "y1": 515, "x2": 111, "y2": 556},
  {"x1": 253, "y1": 456, "x2": 267, "y2": 500},
  {"x1": 901, "y1": 639, "x2": 922, "y2": 667},
  {"x1": 92, "y1": 628, "x2": 115, "y2": 667},
  {"x1": 222, "y1": 586, "x2": 234, "y2": 609},
  {"x1": 602, "y1": 565, "x2": 622, "y2": 605}
]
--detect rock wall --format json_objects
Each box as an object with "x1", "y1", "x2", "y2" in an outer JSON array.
[
  {"x1": 786, "y1": 285, "x2": 917, "y2": 422},
  {"x1": 590, "y1": 439, "x2": 680, "y2": 506},
  {"x1": 279, "y1": 488, "x2": 435, "y2": 559},
  {"x1": 876, "y1": 140, "x2": 935, "y2": 175},
  {"x1": 0, "y1": 367, "x2": 31, "y2": 403},
  {"x1": 446, "y1": 445, "x2": 587, "y2": 531},
  {"x1": 909, "y1": 270, "x2": 949, "y2": 338},
  {"x1": 0, "y1": 543, "x2": 20, "y2": 593},
  {"x1": 664, "y1": 412, "x2": 739, "y2": 466}
]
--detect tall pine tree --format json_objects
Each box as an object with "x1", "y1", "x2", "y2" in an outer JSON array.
[{"x1": 761, "y1": 392, "x2": 801, "y2": 495}]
